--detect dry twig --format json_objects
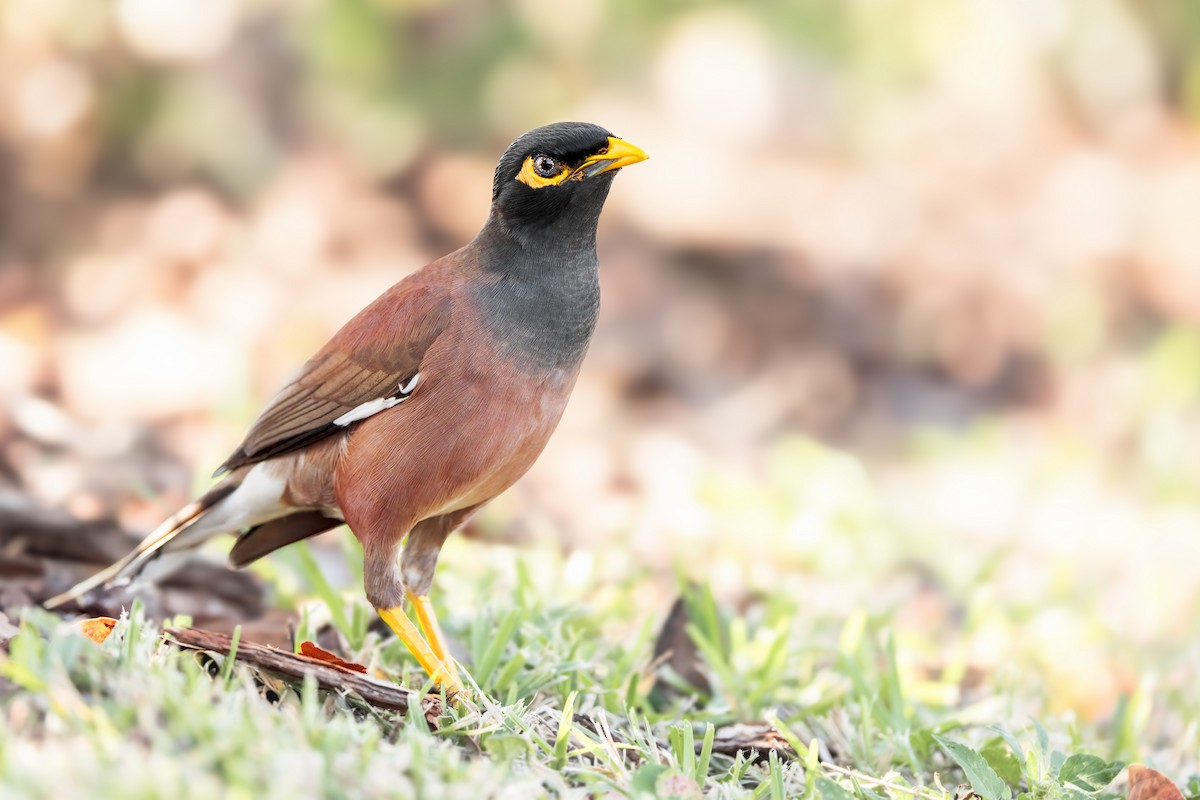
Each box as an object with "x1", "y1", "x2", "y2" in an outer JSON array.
[{"x1": 164, "y1": 627, "x2": 434, "y2": 717}]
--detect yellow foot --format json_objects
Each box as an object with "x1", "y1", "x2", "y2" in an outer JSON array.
[
  {"x1": 378, "y1": 605, "x2": 464, "y2": 697},
  {"x1": 406, "y1": 590, "x2": 462, "y2": 685}
]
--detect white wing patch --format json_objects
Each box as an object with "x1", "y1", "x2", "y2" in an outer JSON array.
[{"x1": 333, "y1": 373, "x2": 420, "y2": 427}]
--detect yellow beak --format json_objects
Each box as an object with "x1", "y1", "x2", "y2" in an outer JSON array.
[{"x1": 573, "y1": 136, "x2": 649, "y2": 179}]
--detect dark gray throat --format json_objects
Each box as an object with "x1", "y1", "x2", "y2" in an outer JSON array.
[
  {"x1": 472, "y1": 230, "x2": 601, "y2": 371},
  {"x1": 472, "y1": 245, "x2": 595, "y2": 371}
]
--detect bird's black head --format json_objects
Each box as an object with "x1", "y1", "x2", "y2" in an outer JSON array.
[{"x1": 485, "y1": 122, "x2": 648, "y2": 244}]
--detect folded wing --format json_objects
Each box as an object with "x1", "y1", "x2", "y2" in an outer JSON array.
[{"x1": 217, "y1": 282, "x2": 453, "y2": 473}]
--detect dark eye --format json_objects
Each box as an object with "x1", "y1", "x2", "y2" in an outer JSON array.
[{"x1": 533, "y1": 155, "x2": 559, "y2": 178}]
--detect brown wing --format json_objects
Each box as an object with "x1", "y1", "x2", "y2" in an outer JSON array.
[{"x1": 217, "y1": 279, "x2": 453, "y2": 474}]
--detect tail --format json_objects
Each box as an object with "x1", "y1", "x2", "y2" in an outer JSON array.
[{"x1": 44, "y1": 479, "x2": 241, "y2": 610}]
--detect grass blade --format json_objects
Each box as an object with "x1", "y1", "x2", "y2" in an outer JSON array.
[{"x1": 553, "y1": 691, "x2": 576, "y2": 769}]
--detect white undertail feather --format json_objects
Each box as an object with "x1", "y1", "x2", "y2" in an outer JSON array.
[{"x1": 44, "y1": 463, "x2": 292, "y2": 608}]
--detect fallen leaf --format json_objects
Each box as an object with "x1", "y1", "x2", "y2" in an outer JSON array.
[
  {"x1": 299, "y1": 641, "x2": 368, "y2": 674},
  {"x1": 651, "y1": 593, "x2": 711, "y2": 699},
  {"x1": 1127, "y1": 765, "x2": 1185, "y2": 800},
  {"x1": 80, "y1": 617, "x2": 117, "y2": 644}
]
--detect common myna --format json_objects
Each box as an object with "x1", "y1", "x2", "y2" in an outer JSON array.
[{"x1": 47, "y1": 122, "x2": 648, "y2": 695}]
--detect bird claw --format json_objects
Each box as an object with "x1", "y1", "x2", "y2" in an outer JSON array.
[{"x1": 378, "y1": 600, "x2": 470, "y2": 703}]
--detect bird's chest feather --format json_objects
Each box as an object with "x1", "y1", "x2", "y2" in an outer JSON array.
[
  {"x1": 426, "y1": 347, "x2": 578, "y2": 479},
  {"x1": 333, "y1": 322, "x2": 583, "y2": 528}
]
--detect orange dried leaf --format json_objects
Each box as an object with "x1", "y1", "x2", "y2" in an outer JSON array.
[
  {"x1": 1127, "y1": 765, "x2": 1186, "y2": 800},
  {"x1": 80, "y1": 617, "x2": 118, "y2": 644},
  {"x1": 298, "y1": 641, "x2": 368, "y2": 674}
]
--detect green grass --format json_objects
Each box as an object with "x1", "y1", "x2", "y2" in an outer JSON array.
[
  {"x1": 1, "y1": 436, "x2": 1197, "y2": 798},
  {"x1": 0, "y1": 590, "x2": 1135, "y2": 799}
]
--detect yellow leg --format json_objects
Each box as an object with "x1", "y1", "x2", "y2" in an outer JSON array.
[
  {"x1": 406, "y1": 591, "x2": 462, "y2": 685},
  {"x1": 378, "y1": 605, "x2": 464, "y2": 696}
]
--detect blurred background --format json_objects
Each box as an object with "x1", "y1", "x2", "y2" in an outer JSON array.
[{"x1": 2, "y1": 0, "x2": 1199, "y2": 757}]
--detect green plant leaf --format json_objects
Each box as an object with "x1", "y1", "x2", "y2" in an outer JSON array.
[
  {"x1": 817, "y1": 776, "x2": 856, "y2": 800},
  {"x1": 630, "y1": 764, "x2": 669, "y2": 796},
  {"x1": 1059, "y1": 755, "x2": 1125, "y2": 794},
  {"x1": 1032, "y1": 719, "x2": 1050, "y2": 760},
  {"x1": 934, "y1": 735, "x2": 1012, "y2": 800},
  {"x1": 982, "y1": 738, "x2": 1024, "y2": 786},
  {"x1": 987, "y1": 726, "x2": 1026, "y2": 767}
]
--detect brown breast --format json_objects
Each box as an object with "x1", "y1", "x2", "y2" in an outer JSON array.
[{"x1": 330, "y1": 287, "x2": 583, "y2": 548}]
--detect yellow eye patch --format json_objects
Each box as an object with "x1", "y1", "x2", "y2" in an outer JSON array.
[{"x1": 516, "y1": 155, "x2": 572, "y2": 189}]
